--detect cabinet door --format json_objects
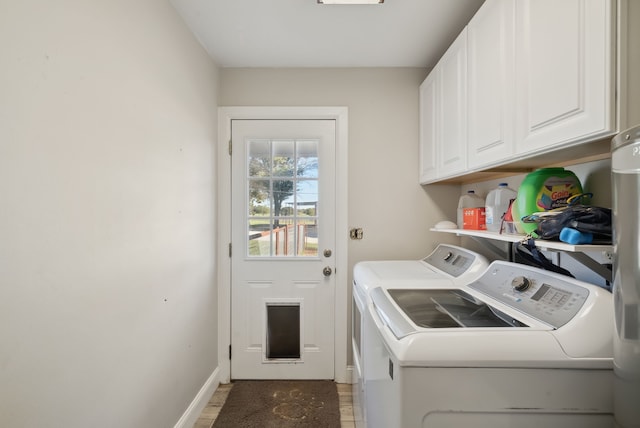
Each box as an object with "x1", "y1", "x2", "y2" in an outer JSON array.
[
  {"x1": 467, "y1": 0, "x2": 515, "y2": 169},
  {"x1": 419, "y1": 72, "x2": 438, "y2": 184},
  {"x1": 515, "y1": 0, "x2": 615, "y2": 155},
  {"x1": 437, "y1": 29, "x2": 468, "y2": 177}
]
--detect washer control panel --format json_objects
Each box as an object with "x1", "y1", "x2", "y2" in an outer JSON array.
[
  {"x1": 423, "y1": 245, "x2": 478, "y2": 278},
  {"x1": 468, "y1": 262, "x2": 590, "y2": 328}
]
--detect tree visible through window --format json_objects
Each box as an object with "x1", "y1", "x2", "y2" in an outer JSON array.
[{"x1": 247, "y1": 139, "x2": 319, "y2": 257}]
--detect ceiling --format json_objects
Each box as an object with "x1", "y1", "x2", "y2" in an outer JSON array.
[{"x1": 169, "y1": 0, "x2": 485, "y2": 68}]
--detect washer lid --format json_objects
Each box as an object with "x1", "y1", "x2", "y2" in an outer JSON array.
[
  {"x1": 371, "y1": 287, "x2": 528, "y2": 339},
  {"x1": 353, "y1": 260, "x2": 448, "y2": 296}
]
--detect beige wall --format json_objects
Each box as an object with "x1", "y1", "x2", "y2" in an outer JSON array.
[{"x1": 0, "y1": 1, "x2": 219, "y2": 427}]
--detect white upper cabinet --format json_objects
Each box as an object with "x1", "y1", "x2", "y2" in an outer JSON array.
[
  {"x1": 419, "y1": 72, "x2": 438, "y2": 183},
  {"x1": 467, "y1": 0, "x2": 516, "y2": 169},
  {"x1": 515, "y1": 0, "x2": 615, "y2": 155},
  {"x1": 419, "y1": 29, "x2": 468, "y2": 184},
  {"x1": 420, "y1": 0, "x2": 620, "y2": 184},
  {"x1": 437, "y1": 30, "x2": 468, "y2": 178}
]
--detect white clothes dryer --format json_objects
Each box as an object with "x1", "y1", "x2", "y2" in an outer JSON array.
[{"x1": 352, "y1": 244, "x2": 488, "y2": 428}]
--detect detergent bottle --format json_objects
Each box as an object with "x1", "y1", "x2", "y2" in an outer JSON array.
[
  {"x1": 485, "y1": 183, "x2": 518, "y2": 233},
  {"x1": 457, "y1": 190, "x2": 484, "y2": 229},
  {"x1": 514, "y1": 168, "x2": 583, "y2": 234}
]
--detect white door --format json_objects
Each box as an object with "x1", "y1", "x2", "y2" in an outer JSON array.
[{"x1": 230, "y1": 119, "x2": 336, "y2": 380}]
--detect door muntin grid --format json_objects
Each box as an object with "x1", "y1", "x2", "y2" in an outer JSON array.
[{"x1": 247, "y1": 138, "x2": 319, "y2": 257}]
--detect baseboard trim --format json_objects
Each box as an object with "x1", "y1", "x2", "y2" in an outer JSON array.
[
  {"x1": 174, "y1": 366, "x2": 221, "y2": 428},
  {"x1": 345, "y1": 365, "x2": 354, "y2": 384}
]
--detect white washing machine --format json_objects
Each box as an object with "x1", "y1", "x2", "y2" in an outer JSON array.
[
  {"x1": 364, "y1": 260, "x2": 614, "y2": 428},
  {"x1": 352, "y1": 244, "x2": 488, "y2": 428}
]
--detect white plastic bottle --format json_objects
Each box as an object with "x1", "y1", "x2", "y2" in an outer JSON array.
[
  {"x1": 485, "y1": 183, "x2": 518, "y2": 232},
  {"x1": 457, "y1": 190, "x2": 484, "y2": 229}
]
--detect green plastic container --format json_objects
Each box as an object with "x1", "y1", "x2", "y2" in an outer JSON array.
[{"x1": 515, "y1": 168, "x2": 583, "y2": 234}]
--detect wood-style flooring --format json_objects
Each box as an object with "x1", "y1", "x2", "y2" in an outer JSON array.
[{"x1": 193, "y1": 382, "x2": 355, "y2": 428}]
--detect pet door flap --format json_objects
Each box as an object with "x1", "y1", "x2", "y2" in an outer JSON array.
[{"x1": 266, "y1": 304, "x2": 301, "y2": 359}]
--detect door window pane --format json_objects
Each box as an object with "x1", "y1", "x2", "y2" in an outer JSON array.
[
  {"x1": 249, "y1": 140, "x2": 271, "y2": 177},
  {"x1": 273, "y1": 179, "x2": 295, "y2": 218},
  {"x1": 297, "y1": 140, "x2": 318, "y2": 178},
  {"x1": 272, "y1": 140, "x2": 295, "y2": 177},
  {"x1": 298, "y1": 220, "x2": 318, "y2": 257},
  {"x1": 248, "y1": 220, "x2": 271, "y2": 257},
  {"x1": 246, "y1": 138, "x2": 319, "y2": 257},
  {"x1": 249, "y1": 179, "x2": 271, "y2": 216},
  {"x1": 296, "y1": 180, "x2": 318, "y2": 216}
]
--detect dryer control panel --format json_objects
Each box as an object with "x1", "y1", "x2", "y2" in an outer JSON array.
[
  {"x1": 468, "y1": 261, "x2": 590, "y2": 329},
  {"x1": 423, "y1": 245, "x2": 478, "y2": 278}
]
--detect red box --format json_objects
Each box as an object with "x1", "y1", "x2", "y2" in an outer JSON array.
[{"x1": 463, "y1": 207, "x2": 486, "y2": 230}]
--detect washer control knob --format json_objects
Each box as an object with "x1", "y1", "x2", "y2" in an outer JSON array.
[
  {"x1": 443, "y1": 252, "x2": 453, "y2": 261},
  {"x1": 511, "y1": 276, "x2": 531, "y2": 292}
]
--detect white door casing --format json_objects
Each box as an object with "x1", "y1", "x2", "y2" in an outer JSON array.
[{"x1": 217, "y1": 107, "x2": 349, "y2": 383}]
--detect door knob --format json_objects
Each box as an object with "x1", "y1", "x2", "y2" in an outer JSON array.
[{"x1": 323, "y1": 266, "x2": 332, "y2": 277}]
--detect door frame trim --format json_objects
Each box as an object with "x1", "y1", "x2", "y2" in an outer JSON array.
[{"x1": 217, "y1": 106, "x2": 349, "y2": 383}]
